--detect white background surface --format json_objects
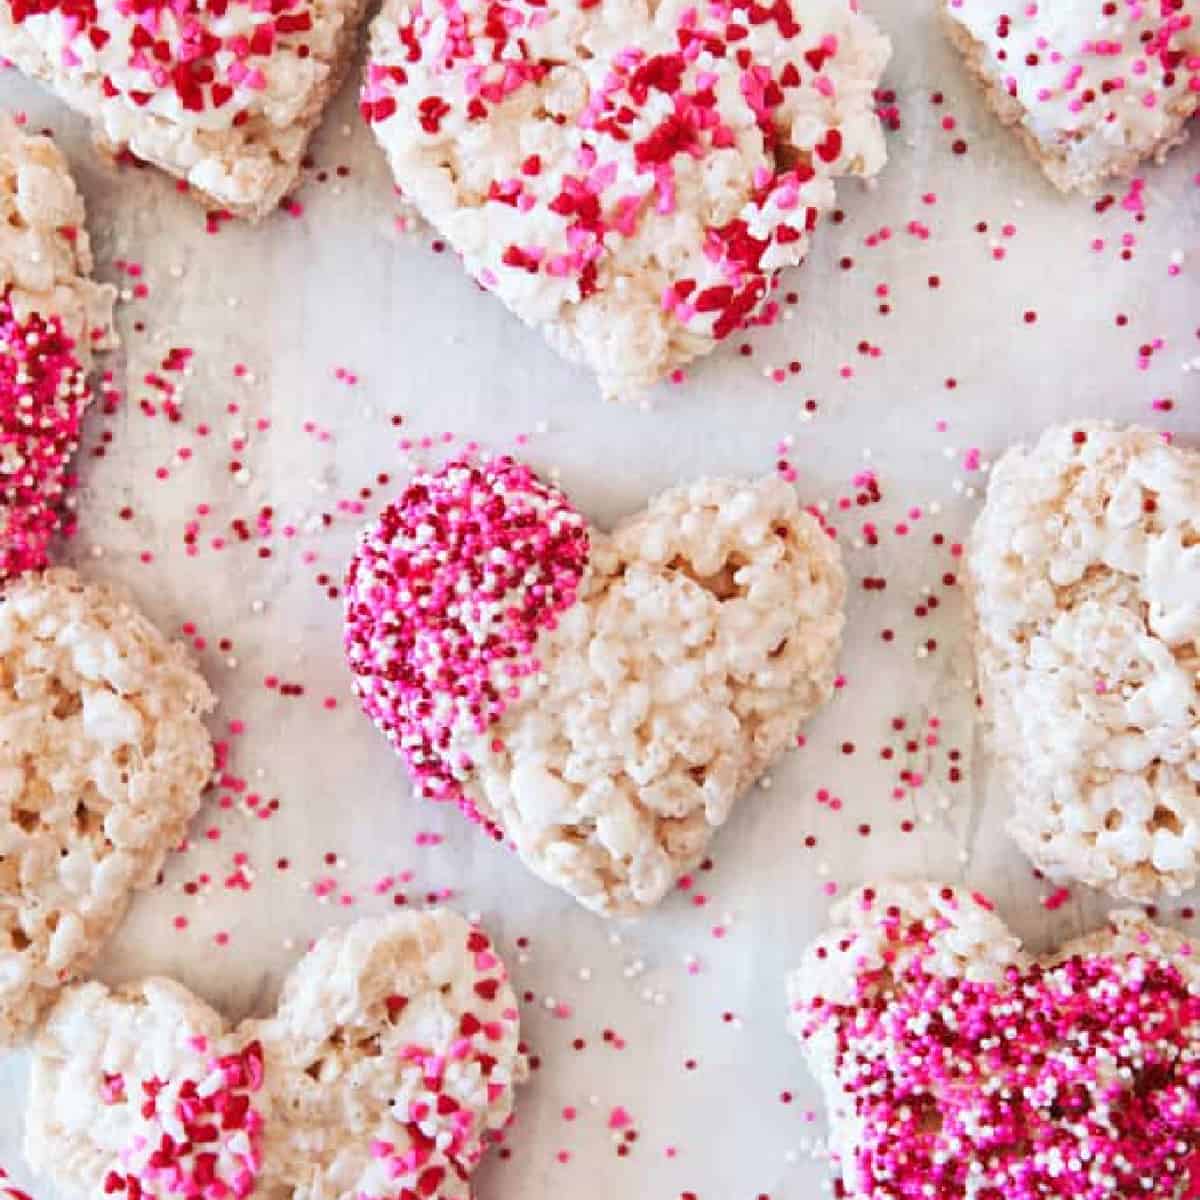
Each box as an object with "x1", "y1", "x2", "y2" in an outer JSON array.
[{"x1": 0, "y1": 2, "x2": 1198, "y2": 1196}]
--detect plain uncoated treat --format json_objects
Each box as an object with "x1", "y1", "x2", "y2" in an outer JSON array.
[
  {"x1": 0, "y1": 0, "x2": 371, "y2": 220},
  {"x1": 942, "y1": 0, "x2": 1200, "y2": 193},
  {"x1": 0, "y1": 116, "x2": 116, "y2": 581},
  {"x1": 966, "y1": 423, "x2": 1200, "y2": 902},
  {"x1": 344, "y1": 458, "x2": 846, "y2": 916},
  {"x1": 362, "y1": 0, "x2": 890, "y2": 399},
  {"x1": 0, "y1": 568, "x2": 214, "y2": 1047},
  {"x1": 786, "y1": 880, "x2": 1200, "y2": 1200},
  {"x1": 26, "y1": 910, "x2": 526, "y2": 1200}
]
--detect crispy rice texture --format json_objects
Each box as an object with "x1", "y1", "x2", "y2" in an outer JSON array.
[
  {"x1": 966, "y1": 422, "x2": 1200, "y2": 902},
  {"x1": 0, "y1": 113, "x2": 114, "y2": 357},
  {"x1": 0, "y1": 568, "x2": 214, "y2": 1047},
  {"x1": 363, "y1": 0, "x2": 890, "y2": 397},
  {"x1": 26, "y1": 910, "x2": 526, "y2": 1200},
  {"x1": 0, "y1": 0, "x2": 370, "y2": 219},
  {"x1": 346, "y1": 464, "x2": 846, "y2": 916},
  {"x1": 0, "y1": 115, "x2": 116, "y2": 581}
]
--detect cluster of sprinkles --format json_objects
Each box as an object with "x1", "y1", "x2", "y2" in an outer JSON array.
[
  {"x1": 9, "y1": 0, "x2": 320, "y2": 123},
  {"x1": 343, "y1": 456, "x2": 590, "y2": 834},
  {"x1": 796, "y1": 895, "x2": 1200, "y2": 1200},
  {"x1": 362, "y1": 0, "x2": 881, "y2": 346},
  {"x1": 101, "y1": 1041, "x2": 265, "y2": 1200},
  {"x1": 0, "y1": 291, "x2": 91, "y2": 581}
]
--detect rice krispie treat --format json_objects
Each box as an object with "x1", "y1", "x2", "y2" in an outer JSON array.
[
  {"x1": 25, "y1": 910, "x2": 526, "y2": 1200},
  {"x1": 344, "y1": 457, "x2": 846, "y2": 915},
  {"x1": 0, "y1": 0, "x2": 371, "y2": 219},
  {"x1": 787, "y1": 880, "x2": 1200, "y2": 1200},
  {"x1": 0, "y1": 115, "x2": 115, "y2": 580},
  {"x1": 942, "y1": 0, "x2": 1200, "y2": 193},
  {"x1": 362, "y1": 0, "x2": 891, "y2": 398},
  {"x1": 966, "y1": 423, "x2": 1200, "y2": 902},
  {"x1": 0, "y1": 568, "x2": 214, "y2": 1047}
]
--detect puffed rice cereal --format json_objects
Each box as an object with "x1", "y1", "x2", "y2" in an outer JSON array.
[
  {"x1": 787, "y1": 880, "x2": 1200, "y2": 1200},
  {"x1": 344, "y1": 457, "x2": 846, "y2": 916},
  {"x1": 362, "y1": 0, "x2": 891, "y2": 398},
  {"x1": 0, "y1": 568, "x2": 214, "y2": 1047},
  {"x1": 942, "y1": 0, "x2": 1200, "y2": 193},
  {"x1": 26, "y1": 910, "x2": 526, "y2": 1200},
  {"x1": 0, "y1": 0, "x2": 371, "y2": 219},
  {"x1": 966, "y1": 422, "x2": 1200, "y2": 901},
  {"x1": 0, "y1": 115, "x2": 115, "y2": 581}
]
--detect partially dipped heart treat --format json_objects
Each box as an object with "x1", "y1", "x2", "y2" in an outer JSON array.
[
  {"x1": 0, "y1": 115, "x2": 114, "y2": 583},
  {"x1": 361, "y1": 0, "x2": 891, "y2": 398},
  {"x1": 25, "y1": 910, "x2": 526, "y2": 1199},
  {"x1": 344, "y1": 457, "x2": 845, "y2": 915},
  {"x1": 787, "y1": 881, "x2": 1200, "y2": 1200}
]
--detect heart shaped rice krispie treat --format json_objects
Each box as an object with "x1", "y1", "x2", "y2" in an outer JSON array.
[
  {"x1": 0, "y1": 115, "x2": 115, "y2": 581},
  {"x1": 942, "y1": 0, "x2": 1200, "y2": 193},
  {"x1": 0, "y1": 568, "x2": 214, "y2": 1047},
  {"x1": 25, "y1": 910, "x2": 526, "y2": 1200},
  {"x1": 0, "y1": 0, "x2": 371, "y2": 219},
  {"x1": 344, "y1": 457, "x2": 845, "y2": 915},
  {"x1": 361, "y1": 0, "x2": 890, "y2": 398},
  {"x1": 966, "y1": 423, "x2": 1199, "y2": 902},
  {"x1": 787, "y1": 880, "x2": 1200, "y2": 1200}
]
